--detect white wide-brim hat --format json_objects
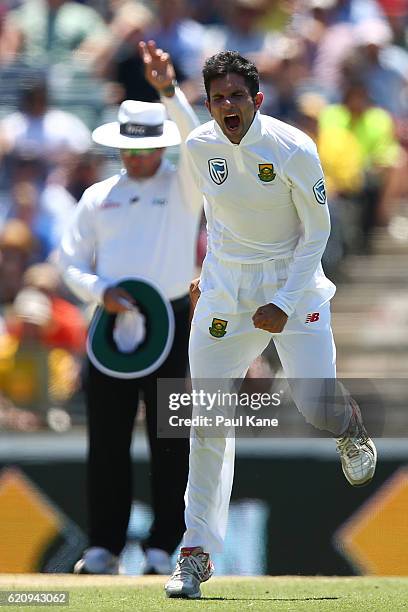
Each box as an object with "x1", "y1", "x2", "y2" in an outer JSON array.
[{"x1": 92, "y1": 100, "x2": 181, "y2": 149}]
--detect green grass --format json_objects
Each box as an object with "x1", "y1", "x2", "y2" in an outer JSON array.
[{"x1": 0, "y1": 575, "x2": 408, "y2": 611}]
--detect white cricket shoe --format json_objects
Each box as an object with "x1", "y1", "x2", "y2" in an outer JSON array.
[
  {"x1": 336, "y1": 399, "x2": 377, "y2": 486},
  {"x1": 142, "y1": 548, "x2": 172, "y2": 575},
  {"x1": 73, "y1": 547, "x2": 120, "y2": 575},
  {"x1": 165, "y1": 547, "x2": 214, "y2": 599}
]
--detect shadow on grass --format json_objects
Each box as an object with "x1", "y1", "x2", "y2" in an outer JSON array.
[{"x1": 201, "y1": 597, "x2": 340, "y2": 602}]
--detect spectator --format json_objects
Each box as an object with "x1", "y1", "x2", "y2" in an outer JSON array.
[
  {"x1": 188, "y1": 0, "x2": 226, "y2": 25},
  {"x1": 261, "y1": 36, "x2": 311, "y2": 120},
  {"x1": 348, "y1": 18, "x2": 408, "y2": 117},
  {"x1": 204, "y1": 0, "x2": 272, "y2": 59},
  {"x1": 320, "y1": 80, "x2": 404, "y2": 249},
  {"x1": 0, "y1": 219, "x2": 36, "y2": 307},
  {"x1": 324, "y1": 0, "x2": 386, "y2": 24},
  {"x1": 94, "y1": 1, "x2": 160, "y2": 103},
  {"x1": 5, "y1": 0, "x2": 109, "y2": 67},
  {"x1": 2, "y1": 286, "x2": 82, "y2": 415},
  {"x1": 21, "y1": 262, "x2": 87, "y2": 354},
  {"x1": 305, "y1": 4, "x2": 356, "y2": 95},
  {"x1": 146, "y1": 0, "x2": 206, "y2": 100},
  {"x1": 294, "y1": 91, "x2": 365, "y2": 269},
  {"x1": 0, "y1": 78, "x2": 92, "y2": 167},
  {"x1": 62, "y1": 152, "x2": 103, "y2": 202},
  {"x1": 22, "y1": 152, "x2": 104, "y2": 259},
  {"x1": 0, "y1": 4, "x2": 20, "y2": 66},
  {"x1": 381, "y1": 0, "x2": 408, "y2": 49},
  {"x1": 8, "y1": 180, "x2": 52, "y2": 260},
  {"x1": 204, "y1": 0, "x2": 314, "y2": 115},
  {"x1": 1, "y1": 155, "x2": 48, "y2": 201}
]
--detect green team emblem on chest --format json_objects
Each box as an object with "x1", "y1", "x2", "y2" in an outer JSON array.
[
  {"x1": 209, "y1": 318, "x2": 228, "y2": 338},
  {"x1": 258, "y1": 163, "x2": 276, "y2": 182}
]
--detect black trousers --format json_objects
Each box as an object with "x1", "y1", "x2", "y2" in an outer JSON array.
[{"x1": 85, "y1": 296, "x2": 190, "y2": 556}]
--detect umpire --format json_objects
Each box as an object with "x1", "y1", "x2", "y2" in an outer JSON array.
[{"x1": 59, "y1": 41, "x2": 202, "y2": 574}]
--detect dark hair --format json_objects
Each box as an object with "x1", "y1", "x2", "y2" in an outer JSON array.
[
  {"x1": 203, "y1": 51, "x2": 259, "y2": 100},
  {"x1": 19, "y1": 78, "x2": 48, "y2": 113}
]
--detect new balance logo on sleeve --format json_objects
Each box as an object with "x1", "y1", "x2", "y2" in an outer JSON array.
[{"x1": 305, "y1": 312, "x2": 320, "y2": 323}]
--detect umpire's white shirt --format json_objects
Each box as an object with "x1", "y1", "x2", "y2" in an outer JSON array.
[
  {"x1": 59, "y1": 89, "x2": 202, "y2": 303},
  {"x1": 186, "y1": 111, "x2": 336, "y2": 316}
]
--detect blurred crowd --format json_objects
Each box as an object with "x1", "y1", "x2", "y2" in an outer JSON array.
[{"x1": 1, "y1": 0, "x2": 408, "y2": 429}]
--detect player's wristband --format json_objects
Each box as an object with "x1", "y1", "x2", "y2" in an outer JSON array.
[{"x1": 160, "y1": 81, "x2": 177, "y2": 98}]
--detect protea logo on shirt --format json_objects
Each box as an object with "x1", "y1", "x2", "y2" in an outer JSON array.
[
  {"x1": 258, "y1": 163, "x2": 276, "y2": 182},
  {"x1": 208, "y1": 158, "x2": 228, "y2": 185},
  {"x1": 209, "y1": 318, "x2": 228, "y2": 338},
  {"x1": 313, "y1": 178, "x2": 327, "y2": 204}
]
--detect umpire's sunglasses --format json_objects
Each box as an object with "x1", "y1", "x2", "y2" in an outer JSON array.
[{"x1": 122, "y1": 148, "x2": 160, "y2": 157}]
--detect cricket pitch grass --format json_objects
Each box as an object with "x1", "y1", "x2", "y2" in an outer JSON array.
[{"x1": 0, "y1": 575, "x2": 407, "y2": 611}]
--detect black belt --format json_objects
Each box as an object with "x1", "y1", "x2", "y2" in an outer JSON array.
[{"x1": 171, "y1": 294, "x2": 190, "y2": 313}]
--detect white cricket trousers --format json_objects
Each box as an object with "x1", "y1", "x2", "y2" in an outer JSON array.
[{"x1": 182, "y1": 255, "x2": 350, "y2": 554}]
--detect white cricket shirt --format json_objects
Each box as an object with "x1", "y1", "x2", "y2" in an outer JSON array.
[
  {"x1": 59, "y1": 88, "x2": 202, "y2": 303},
  {"x1": 186, "y1": 111, "x2": 335, "y2": 316}
]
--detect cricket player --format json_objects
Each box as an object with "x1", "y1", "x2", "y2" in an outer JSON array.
[{"x1": 165, "y1": 51, "x2": 377, "y2": 599}]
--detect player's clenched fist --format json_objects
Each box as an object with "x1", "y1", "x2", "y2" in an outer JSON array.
[
  {"x1": 252, "y1": 303, "x2": 288, "y2": 333},
  {"x1": 189, "y1": 277, "x2": 201, "y2": 312}
]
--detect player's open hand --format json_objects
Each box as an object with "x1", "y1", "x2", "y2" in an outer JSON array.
[
  {"x1": 139, "y1": 40, "x2": 176, "y2": 93},
  {"x1": 252, "y1": 303, "x2": 288, "y2": 333},
  {"x1": 103, "y1": 286, "x2": 137, "y2": 314}
]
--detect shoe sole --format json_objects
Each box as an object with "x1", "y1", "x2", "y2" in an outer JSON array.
[
  {"x1": 73, "y1": 560, "x2": 119, "y2": 575},
  {"x1": 73, "y1": 561, "x2": 88, "y2": 575},
  {"x1": 166, "y1": 591, "x2": 201, "y2": 599},
  {"x1": 342, "y1": 442, "x2": 377, "y2": 487}
]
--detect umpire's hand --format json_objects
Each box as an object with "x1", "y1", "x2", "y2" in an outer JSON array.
[
  {"x1": 103, "y1": 287, "x2": 137, "y2": 313},
  {"x1": 252, "y1": 303, "x2": 288, "y2": 333}
]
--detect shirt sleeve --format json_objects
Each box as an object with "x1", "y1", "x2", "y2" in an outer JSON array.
[
  {"x1": 270, "y1": 139, "x2": 331, "y2": 317},
  {"x1": 162, "y1": 88, "x2": 203, "y2": 215},
  {"x1": 185, "y1": 137, "x2": 204, "y2": 186},
  {"x1": 58, "y1": 187, "x2": 111, "y2": 304}
]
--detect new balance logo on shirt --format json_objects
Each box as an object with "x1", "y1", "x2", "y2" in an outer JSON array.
[{"x1": 305, "y1": 312, "x2": 320, "y2": 323}]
